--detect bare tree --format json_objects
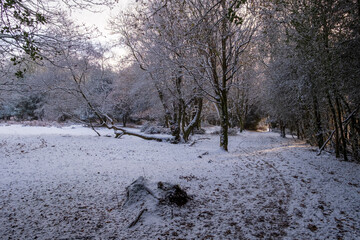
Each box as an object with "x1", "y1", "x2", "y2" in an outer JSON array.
[
  {"x1": 111, "y1": 0, "x2": 205, "y2": 143},
  {"x1": 182, "y1": 0, "x2": 258, "y2": 150}
]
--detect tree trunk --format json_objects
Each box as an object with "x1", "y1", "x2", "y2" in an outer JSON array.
[
  {"x1": 358, "y1": 0, "x2": 360, "y2": 34},
  {"x1": 279, "y1": 121, "x2": 286, "y2": 138},
  {"x1": 312, "y1": 94, "x2": 324, "y2": 148},
  {"x1": 235, "y1": 96, "x2": 246, "y2": 133},
  {"x1": 180, "y1": 99, "x2": 186, "y2": 137},
  {"x1": 340, "y1": 97, "x2": 359, "y2": 162},
  {"x1": 219, "y1": 0, "x2": 229, "y2": 151},
  {"x1": 170, "y1": 112, "x2": 181, "y2": 143},
  {"x1": 171, "y1": 74, "x2": 184, "y2": 143},
  {"x1": 122, "y1": 115, "x2": 127, "y2": 127},
  {"x1": 155, "y1": 84, "x2": 172, "y2": 129},
  {"x1": 183, "y1": 98, "x2": 203, "y2": 142},
  {"x1": 239, "y1": 117, "x2": 244, "y2": 133},
  {"x1": 219, "y1": 98, "x2": 229, "y2": 151},
  {"x1": 164, "y1": 114, "x2": 170, "y2": 128},
  {"x1": 350, "y1": 119, "x2": 359, "y2": 161},
  {"x1": 327, "y1": 94, "x2": 340, "y2": 157},
  {"x1": 335, "y1": 96, "x2": 348, "y2": 161},
  {"x1": 296, "y1": 125, "x2": 300, "y2": 139}
]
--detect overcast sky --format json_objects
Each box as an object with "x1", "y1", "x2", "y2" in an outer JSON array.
[
  {"x1": 70, "y1": 0, "x2": 134, "y2": 64},
  {"x1": 71, "y1": 0, "x2": 134, "y2": 43}
]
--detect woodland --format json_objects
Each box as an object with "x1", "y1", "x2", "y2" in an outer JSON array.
[
  {"x1": 1, "y1": 0, "x2": 360, "y2": 160},
  {"x1": 1, "y1": 1, "x2": 360, "y2": 239}
]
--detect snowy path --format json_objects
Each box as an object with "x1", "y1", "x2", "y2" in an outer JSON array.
[{"x1": 0, "y1": 126, "x2": 359, "y2": 239}]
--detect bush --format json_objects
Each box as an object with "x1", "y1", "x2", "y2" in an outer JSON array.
[
  {"x1": 0, "y1": 104, "x2": 15, "y2": 120},
  {"x1": 140, "y1": 122, "x2": 152, "y2": 132},
  {"x1": 14, "y1": 94, "x2": 45, "y2": 120}
]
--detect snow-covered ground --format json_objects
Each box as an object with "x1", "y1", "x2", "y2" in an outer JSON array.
[{"x1": 0, "y1": 124, "x2": 359, "y2": 239}]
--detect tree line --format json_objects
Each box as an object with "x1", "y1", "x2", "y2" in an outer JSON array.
[{"x1": 0, "y1": 0, "x2": 359, "y2": 161}]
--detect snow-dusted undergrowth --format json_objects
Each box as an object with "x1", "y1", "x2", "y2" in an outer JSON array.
[{"x1": 0, "y1": 124, "x2": 359, "y2": 239}]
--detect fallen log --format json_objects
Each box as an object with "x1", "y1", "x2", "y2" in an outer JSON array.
[
  {"x1": 114, "y1": 129, "x2": 170, "y2": 142},
  {"x1": 317, "y1": 108, "x2": 358, "y2": 156},
  {"x1": 317, "y1": 130, "x2": 335, "y2": 156}
]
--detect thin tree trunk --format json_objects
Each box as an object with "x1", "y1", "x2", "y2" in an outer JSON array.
[
  {"x1": 312, "y1": 94, "x2": 324, "y2": 148},
  {"x1": 171, "y1": 111, "x2": 181, "y2": 143},
  {"x1": 123, "y1": 115, "x2": 127, "y2": 127},
  {"x1": 297, "y1": 124, "x2": 300, "y2": 139},
  {"x1": 164, "y1": 115, "x2": 170, "y2": 128},
  {"x1": 183, "y1": 98, "x2": 203, "y2": 142},
  {"x1": 279, "y1": 120, "x2": 286, "y2": 138},
  {"x1": 219, "y1": 0, "x2": 229, "y2": 151},
  {"x1": 335, "y1": 96, "x2": 348, "y2": 161},
  {"x1": 155, "y1": 84, "x2": 172, "y2": 129},
  {"x1": 340, "y1": 99, "x2": 359, "y2": 162},
  {"x1": 350, "y1": 120, "x2": 359, "y2": 161},
  {"x1": 327, "y1": 94, "x2": 340, "y2": 157},
  {"x1": 219, "y1": 97, "x2": 229, "y2": 151}
]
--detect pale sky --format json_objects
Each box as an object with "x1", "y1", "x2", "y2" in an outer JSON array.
[
  {"x1": 70, "y1": 0, "x2": 135, "y2": 66},
  {"x1": 71, "y1": 0, "x2": 134, "y2": 41}
]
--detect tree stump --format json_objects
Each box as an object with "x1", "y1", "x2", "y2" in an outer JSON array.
[
  {"x1": 123, "y1": 177, "x2": 190, "y2": 228},
  {"x1": 157, "y1": 181, "x2": 190, "y2": 206}
]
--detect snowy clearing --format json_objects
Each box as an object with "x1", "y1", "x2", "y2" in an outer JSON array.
[{"x1": 1, "y1": 125, "x2": 359, "y2": 239}]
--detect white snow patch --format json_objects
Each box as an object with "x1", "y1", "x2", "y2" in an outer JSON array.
[
  {"x1": 0, "y1": 125, "x2": 359, "y2": 239},
  {"x1": 0, "y1": 124, "x2": 113, "y2": 136}
]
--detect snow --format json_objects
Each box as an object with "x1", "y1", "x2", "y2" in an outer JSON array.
[
  {"x1": 1, "y1": 125, "x2": 359, "y2": 239},
  {"x1": 0, "y1": 124, "x2": 112, "y2": 136}
]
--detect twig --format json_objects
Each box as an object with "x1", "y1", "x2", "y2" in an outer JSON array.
[
  {"x1": 342, "y1": 107, "x2": 359, "y2": 125},
  {"x1": 128, "y1": 208, "x2": 148, "y2": 228},
  {"x1": 89, "y1": 121, "x2": 101, "y2": 136},
  {"x1": 189, "y1": 137, "x2": 211, "y2": 146}
]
